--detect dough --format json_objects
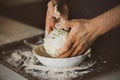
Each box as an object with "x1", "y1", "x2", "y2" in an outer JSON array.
[{"x1": 43, "y1": 29, "x2": 69, "y2": 57}]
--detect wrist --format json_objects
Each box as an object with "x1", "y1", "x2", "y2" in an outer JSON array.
[
  {"x1": 83, "y1": 19, "x2": 102, "y2": 39},
  {"x1": 88, "y1": 18, "x2": 106, "y2": 37}
]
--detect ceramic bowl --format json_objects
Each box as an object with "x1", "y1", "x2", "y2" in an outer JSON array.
[{"x1": 33, "y1": 45, "x2": 91, "y2": 68}]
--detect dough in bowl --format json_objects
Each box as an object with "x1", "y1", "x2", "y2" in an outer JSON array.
[{"x1": 43, "y1": 29, "x2": 69, "y2": 57}]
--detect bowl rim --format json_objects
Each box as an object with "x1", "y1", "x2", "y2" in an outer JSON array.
[{"x1": 32, "y1": 45, "x2": 91, "y2": 59}]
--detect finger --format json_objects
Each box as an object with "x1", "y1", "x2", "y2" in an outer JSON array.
[
  {"x1": 45, "y1": 17, "x2": 56, "y2": 35},
  {"x1": 57, "y1": 27, "x2": 78, "y2": 55},
  {"x1": 63, "y1": 40, "x2": 79, "y2": 57},
  {"x1": 70, "y1": 40, "x2": 80, "y2": 56},
  {"x1": 47, "y1": 2, "x2": 55, "y2": 18},
  {"x1": 60, "y1": 20, "x2": 77, "y2": 29},
  {"x1": 58, "y1": 40, "x2": 80, "y2": 58},
  {"x1": 71, "y1": 44, "x2": 86, "y2": 57},
  {"x1": 71, "y1": 36, "x2": 88, "y2": 57},
  {"x1": 45, "y1": 26, "x2": 52, "y2": 36},
  {"x1": 57, "y1": 38, "x2": 73, "y2": 56},
  {"x1": 45, "y1": 16, "x2": 54, "y2": 36},
  {"x1": 47, "y1": 1, "x2": 54, "y2": 8},
  {"x1": 58, "y1": 46, "x2": 75, "y2": 58},
  {"x1": 47, "y1": 3, "x2": 54, "y2": 18}
]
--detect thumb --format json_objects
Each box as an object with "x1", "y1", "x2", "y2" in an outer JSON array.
[
  {"x1": 45, "y1": 27, "x2": 50, "y2": 37},
  {"x1": 55, "y1": 20, "x2": 74, "y2": 29}
]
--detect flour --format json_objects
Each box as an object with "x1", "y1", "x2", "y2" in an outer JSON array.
[
  {"x1": 5, "y1": 49, "x2": 96, "y2": 80},
  {"x1": 52, "y1": 5, "x2": 61, "y2": 19}
]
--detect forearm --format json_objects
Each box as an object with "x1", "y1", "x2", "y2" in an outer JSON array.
[{"x1": 90, "y1": 4, "x2": 120, "y2": 36}]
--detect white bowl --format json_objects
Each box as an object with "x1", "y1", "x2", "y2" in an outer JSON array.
[{"x1": 33, "y1": 45, "x2": 91, "y2": 68}]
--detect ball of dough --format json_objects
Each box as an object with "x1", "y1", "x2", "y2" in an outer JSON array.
[{"x1": 43, "y1": 29, "x2": 69, "y2": 57}]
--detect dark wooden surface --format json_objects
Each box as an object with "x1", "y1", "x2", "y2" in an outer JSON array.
[{"x1": 0, "y1": 30, "x2": 120, "y2": 80}]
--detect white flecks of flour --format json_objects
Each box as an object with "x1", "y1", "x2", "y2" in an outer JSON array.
[
  {"x1": 11, "y1": 52, "x2": 22, "y2": 61},
  {"x1": 5, "y1": 50, "x2": 96, "y2": 80},
  {"x1": 52, "y1": 5, "x2": 61, "y2": 19}
]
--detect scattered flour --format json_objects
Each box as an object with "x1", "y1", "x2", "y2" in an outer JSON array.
[{"x1": 5, "y1": 49, "x2": 96, "y2": 80}]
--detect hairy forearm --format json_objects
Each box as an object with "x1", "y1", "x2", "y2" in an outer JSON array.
[{"x1": 90, "y1": 5, "x2": 120, "y2": 36}]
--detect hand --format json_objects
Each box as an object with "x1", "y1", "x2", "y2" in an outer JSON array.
[
  {"x1": 56, "y1": 5, "x2": 120, "y2": 58},
  {"x1": 57, "y1": 19, "x2": 100, "y2": 58},
  {"x1": 45, "y1": 0, "x2": 68, "y2": 36}
]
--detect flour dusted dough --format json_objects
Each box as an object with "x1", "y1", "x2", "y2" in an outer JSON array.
[{"x1": 43, "y1": 29, "x2": 68, "y2": 57}]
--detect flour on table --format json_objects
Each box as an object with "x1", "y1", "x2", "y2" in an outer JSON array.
[{"x1": 5, "y1": 49, "x2": 96, "y2": 80}]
